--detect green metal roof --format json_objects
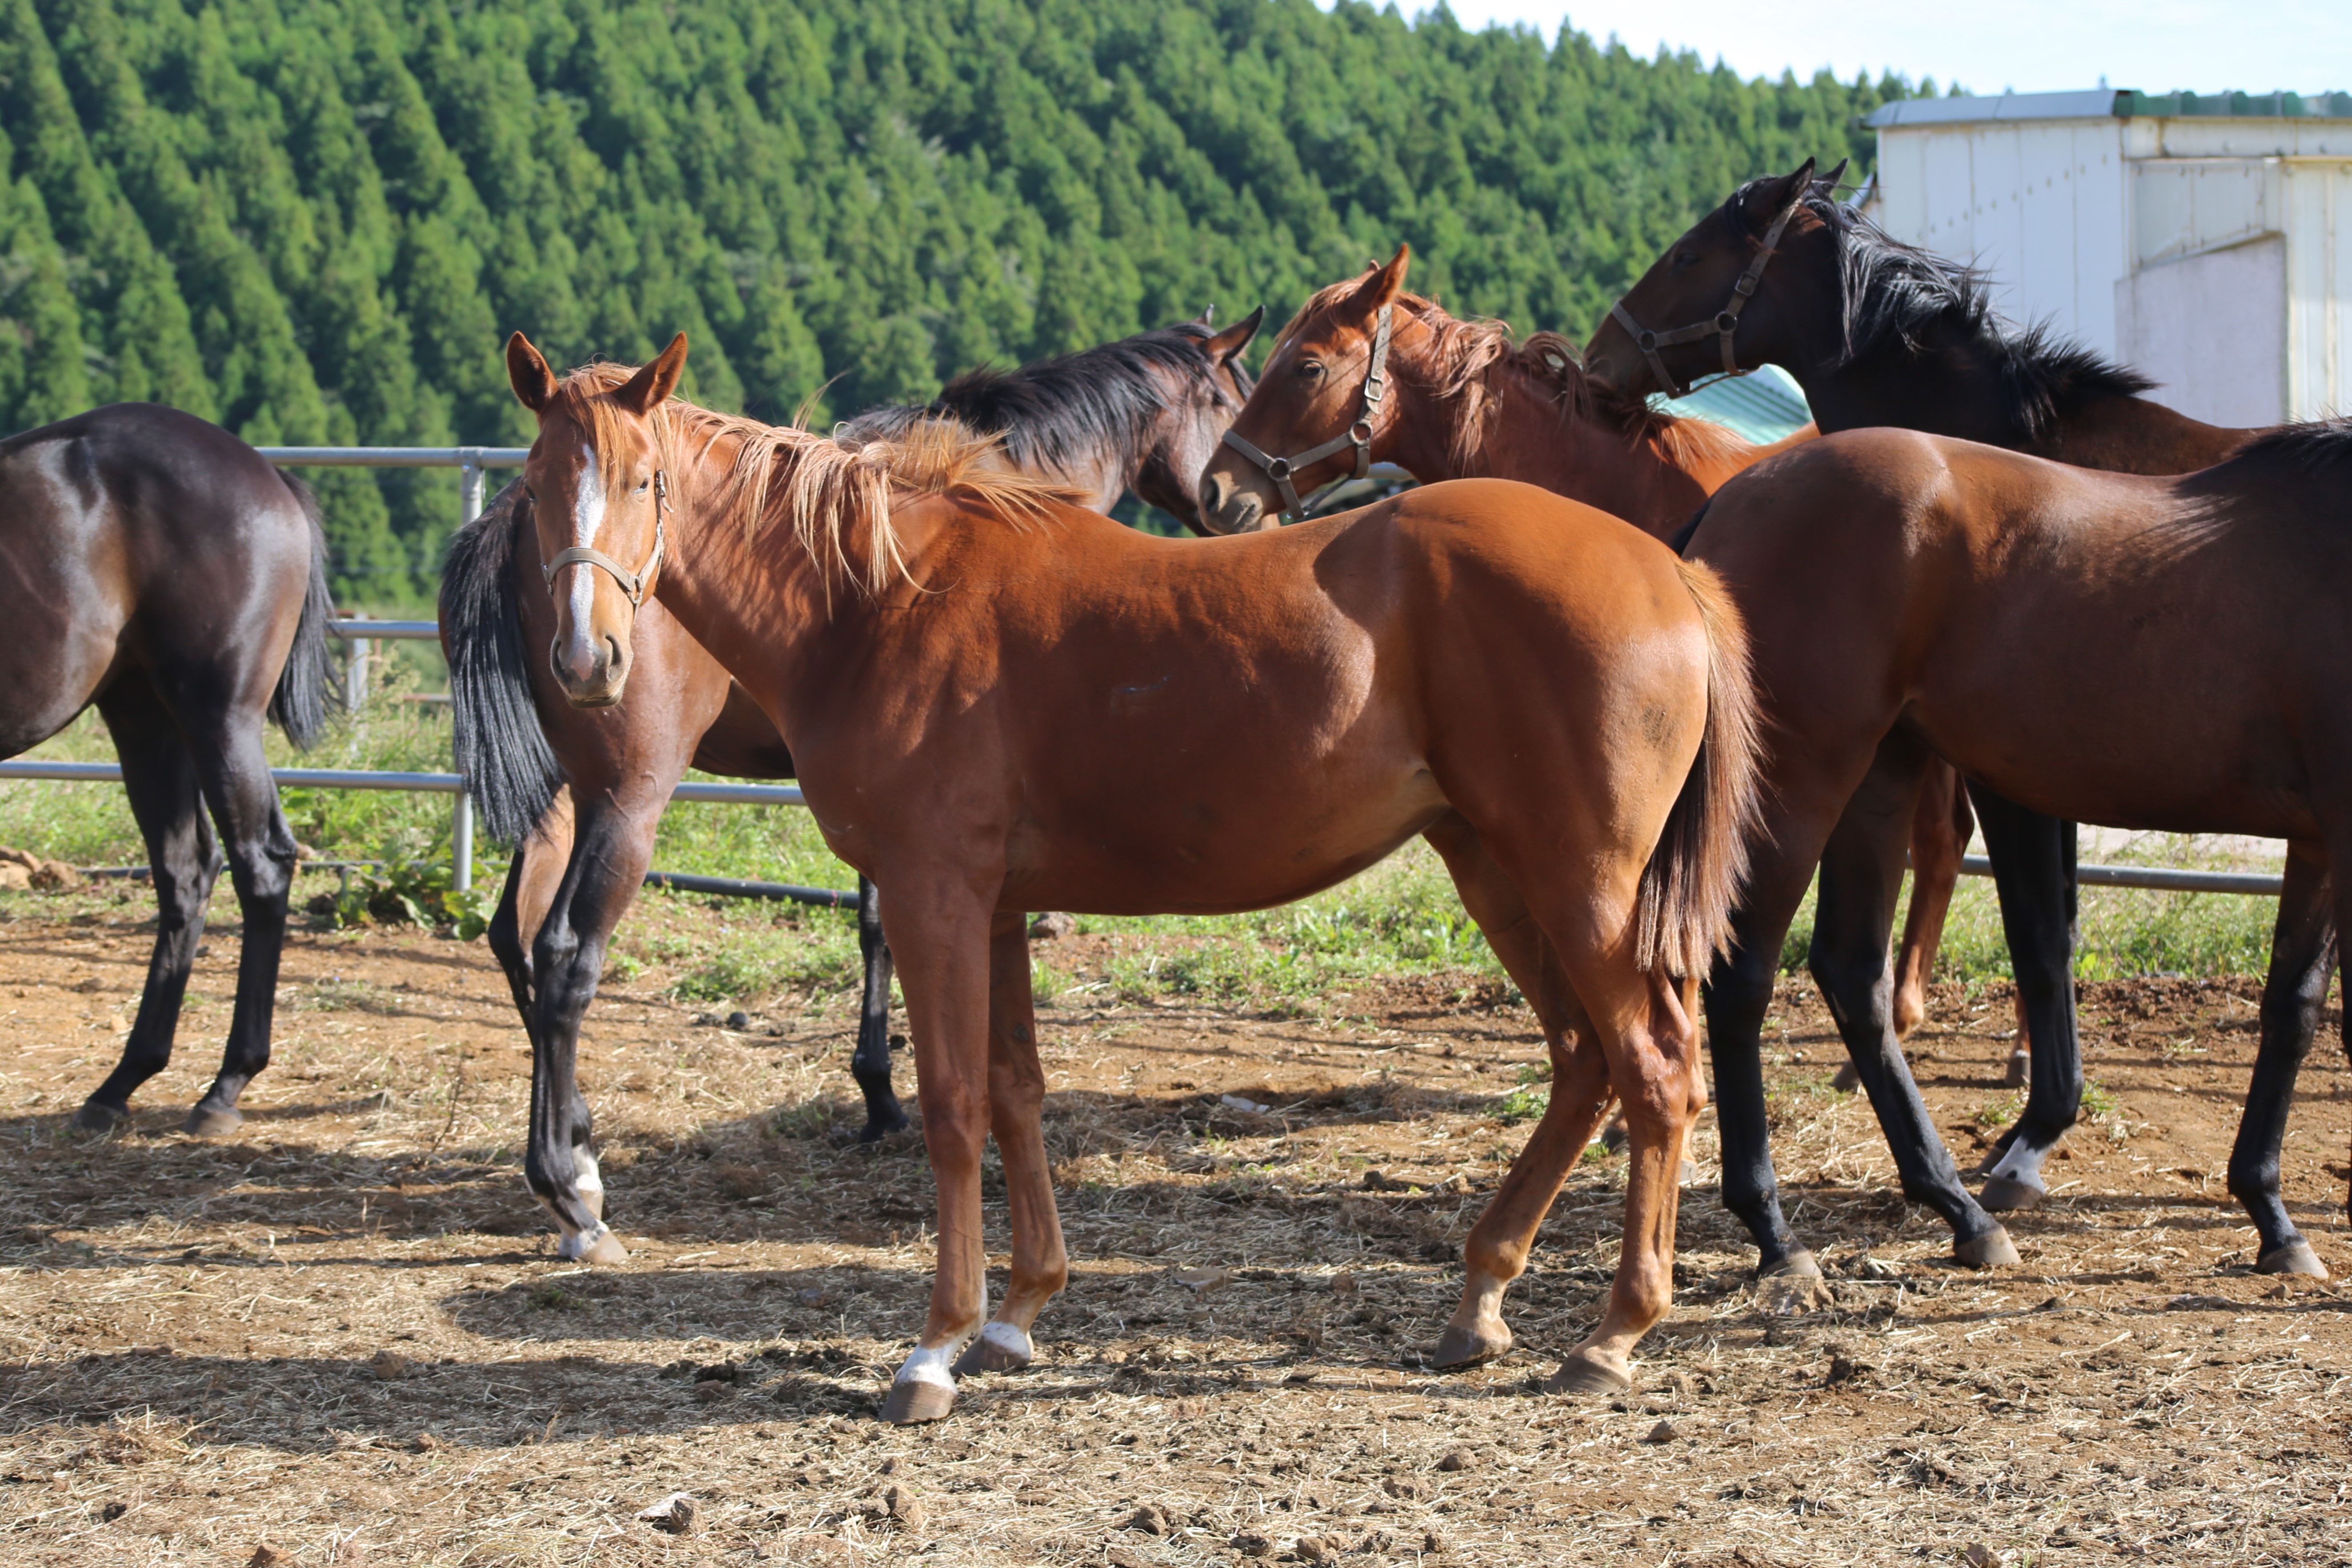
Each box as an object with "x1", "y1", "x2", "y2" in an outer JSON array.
[
  {"x1": 1867, "y1": 89, "x2": 2352, "y2": 128},
  {"x1": 2115, "y1": 89, "x2": 2352, "y2": 119}
]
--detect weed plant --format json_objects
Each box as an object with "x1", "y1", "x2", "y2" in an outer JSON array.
[{"x1": 0, "y1": 673, "x2": 2296, "y2": 1015}]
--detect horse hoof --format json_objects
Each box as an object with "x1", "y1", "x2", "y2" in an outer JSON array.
[
  {"x1": 1432, "y1": 1320, "x2": 1511, "y2": 1368},
  {"x1": 1979, "y1": 1175, "x2": 2046, "y2": 1212},
  {"x1": 560, "y1": 1227, "x2": 629, "y2": 1266},
  {"x1": 1755, "y1": 1252, "x2": 1835, "y2": 1314},
  {"x1": 2004, "y1": 1051, "x2": 2029, "y2": 1088},
  {"x1": 1543, "y1": 1348, "x2": 1632, "y2": 1396},
  {"x1": 1954, "y1": 1227, "x2": 2020, "y2": 1268},
  {"x1": 951, "y1": 1323, "x2": 1034, "y2": 1376},
  {"x1": 880, "y1": 1380, "x2": 956, "y2": 1424},
  {"x1": 2256, "y1": 1240, "x2": 2328, "y2": 1279},
  {"x1": 856, "y1": 1109, "x2": 914, "y2": 1145},
  {"x1": 1598, "y1": 1120, "x2": 1628, "y2": 1155},
  {"x1": 1829, "y1": 1062, "x2": 1861, "y2": 1093},
  {"x1": 184, "y1": 1104, "x2": 244, "y2": 1138},
  {"x1": 72, "y1": 1099, "x2": 130, "y2": 1133}
]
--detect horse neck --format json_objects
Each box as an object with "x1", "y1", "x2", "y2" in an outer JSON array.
[
  {"x1": 1786, "y1": 318, "x2": 2019, "y2": 445},
  {"x1": 2028, "y1": 393, "x2": 2256, "y2": 475},
  {"x1": 1424, "y1": 362, "x2": 1730, "y2": 537}
]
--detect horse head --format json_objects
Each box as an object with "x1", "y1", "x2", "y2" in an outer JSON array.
[
  {"x1": 1198, "y1": 247, "x2": 1411, "y2": 533},
  {"x1": 1583, "y1": 159, "x2": 1846, "y2": 400},
  {"x1": 506, "y1": 330, "x2": 689, "y2": 708},
  {"x1": 1128, "y1": 307, "x2": 1263, "y2": 534}
]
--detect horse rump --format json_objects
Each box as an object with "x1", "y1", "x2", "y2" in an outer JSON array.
[
  {"x1": 1633, "y1": 559, "x2": 1764, "y2": 977},
  {"x1": 441, "y1": 480, "x2": 565, "y2": 845},
  {"x1": 266, "y1": 469, "x2": 342, "y2": 751}
]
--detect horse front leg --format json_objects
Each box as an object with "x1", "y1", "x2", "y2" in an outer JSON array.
[
  {"x1": 1810, "y1": 746, "x2": 2015, "y2": 1267},
  {"x1": 524, "y1": 787, "x2": 661, "y2": 1265},
  {"x1": 877, "y1": 877, "x2": 998, "y2": 1424},
  {"x1": 851, "y1": 874, "x2": 910, "y2": 1140}
]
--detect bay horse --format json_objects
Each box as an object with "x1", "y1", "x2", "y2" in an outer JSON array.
[
  {"x1": 1661, "y1": 422, "x2": 2352, "y2": 1282},
  {"x1": 0, "y1": 405, "x2": 339, "y2": 1136},
  {"x1": 1195, "y1": 246, "x2": 1814, "y2": 539},
  {"x1": 505, "y1": 331, "x2": 1763, "y2": 1418},
  {"x1": 443, "y1": 316, "x2": 1261, "y2": 1265},
  {"x1": 1586, "y1": 161, "x2": 2266, "y2": 1263}
]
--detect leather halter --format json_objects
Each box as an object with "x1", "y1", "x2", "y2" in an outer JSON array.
[
  {"x1": 1607, "y1": 190, "x2": 1803, "y2": 399},
  {"x1": 1220, "y1": 302, "x2": 1394, "y2": 522},
  {"x1": 543, "y1": 469, "x2": 670, "y2": 607}
]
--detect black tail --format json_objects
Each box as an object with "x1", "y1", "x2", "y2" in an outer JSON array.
[
  {"x1": 268, "y1": 469, "x2": 341, "y2": 750},
  {"x1": 442, "y1": 479, "x2": 565, "y2": 845}
]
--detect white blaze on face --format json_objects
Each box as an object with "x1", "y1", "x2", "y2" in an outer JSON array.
[{"x1": 562, "y1": 442, "x2": 606, "y2": 670}]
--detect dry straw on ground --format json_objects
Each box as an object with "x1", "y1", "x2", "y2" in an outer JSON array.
[{"x1": 0, "y1": 893, "x2": 2347, "y2": 1564}]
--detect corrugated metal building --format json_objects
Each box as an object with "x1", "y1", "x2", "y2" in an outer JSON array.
[{"x1": 1861, "y1": 89, "x2": 2352, "y2": 425}]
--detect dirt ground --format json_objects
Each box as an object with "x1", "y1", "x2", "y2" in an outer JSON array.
[{"x1": 1, "y1": 887, "x2": 2349, "y2": 1566}]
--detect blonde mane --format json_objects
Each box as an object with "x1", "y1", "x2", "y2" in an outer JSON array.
[
  {"x1": 1273, "y1": 281, "x2": 1760, "y2": 473},
  {"x1": 553, "y1": 364, "x2": 1077, "y2": 599}
]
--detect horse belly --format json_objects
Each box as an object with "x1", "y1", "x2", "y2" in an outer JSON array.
[{"x1": 1001, "y1": 752, "x2": 1448, "y2": 918}]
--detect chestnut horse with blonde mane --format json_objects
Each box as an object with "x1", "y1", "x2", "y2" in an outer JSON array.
[{"x1": 505, "y1": 330, "x2": 1763, "y2": 1420}]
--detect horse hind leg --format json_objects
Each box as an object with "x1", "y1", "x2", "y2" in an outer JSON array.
[
  {"x1": 1419, "y1": 815, "x2": 1617, "y2": 1371},
  {"x1": 75, "y1": 679, "x2": 220, "y2": 1130},
  {"x1": 2224, "y1": 846, "x2": 2335, "y2": 1278},
  {"x1": 951, "y1": 912, "x2": 1066, "y2": 1379},
  {"x1": 181, "y1": 708, "x2": 301, "y2": 1137}
]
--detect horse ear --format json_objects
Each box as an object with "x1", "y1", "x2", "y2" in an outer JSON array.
[
  {"x1": 1360, "y1": 244, "x2": 1410, "y2": 313},
  {"x1": 616, "y1": 333, "x2": 689, "y2": 414},
  {"x1": 506, "y1": 332, "x2": 557, "y2": 413},
  {"x1": 1745, "y1": 158, "x2": 1818, "y2": 222},
  {"x1": 1818, "y1": 156, "x2": 1851, "y2": 194},
  {"x1": 1196, "y1": 305, "x2": 1215, "y2": 327},
  {"x1": 1204, "y1": 304, "x2": 1264, "y2": 363}
]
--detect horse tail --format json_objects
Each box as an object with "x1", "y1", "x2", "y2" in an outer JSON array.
[
  {"x1": 267, "y1": 469, "x2": 341, "y2": 751},
  {"x1": 1634, "y1": 558, "x2": 1766, "y2": 978},
  {"x1": 442, "y1": 480, "x2": 565, "y2": 845}
]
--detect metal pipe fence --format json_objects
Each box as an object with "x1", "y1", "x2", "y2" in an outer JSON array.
[{"x1": 0, "y1": 447, "x2": 2294, "y2": 914}]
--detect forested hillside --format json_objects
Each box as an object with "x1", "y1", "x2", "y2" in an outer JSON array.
[{"x1": 0, "y1": 0, "x2": 1918, "y2": 602}]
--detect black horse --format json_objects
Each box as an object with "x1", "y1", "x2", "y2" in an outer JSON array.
[
  {"x1": 442, "y1": 313, "x2": 1260, "y2": 1264},
  {"x1": 0, "y1": 404, "x2": 338, "y2": 1136}
]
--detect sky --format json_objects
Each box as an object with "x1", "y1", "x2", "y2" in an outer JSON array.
[{"x1": 1340, "y1": 2, "x2": 2352, "y2": 97}]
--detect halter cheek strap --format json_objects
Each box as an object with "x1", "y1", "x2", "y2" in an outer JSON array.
[
  {"x1": 1607, "y1": 192, "x2": 1803, "y2": 400},
  {"x1": 1220, "y1": 302, "x2": 1394, "y2": 522},
  {"x1": 543, "y1": 470, "x2": 671, "y2": 607}
]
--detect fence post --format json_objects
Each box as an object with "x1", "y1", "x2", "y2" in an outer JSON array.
[
  {"x1": 345, "y1": 637, "x2": 370, "y2": 713},
  {"x1": 460, "y1": 457, "x2": 485, "y2": 525},
  {"x1": 452, "y1": 790, "x2": 473, "y2": 893}
]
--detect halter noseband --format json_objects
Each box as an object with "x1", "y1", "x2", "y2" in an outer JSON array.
[
  {"x1": 542, "y1": 469, "x2": 671, "y2": 607},
  {"x1": 1607, "y1": 189, "x2": 1803, "y2": 400},
  {"x1": 1220, "y1": 302, "x2": 1394, "y2": 522}
]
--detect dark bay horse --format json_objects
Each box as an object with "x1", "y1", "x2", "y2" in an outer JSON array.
[
  {"x1": 1664, "y1": 422, "x2": 2352, "y2": 1282},
  {"x1": 507, "y1": 333, "x2": 1762, "y2": 1419},
  {"x1": 0, "y1": 405, "x2": 338, "y2": 1136},
  {"x1": 443, "y1": 316, "x2": 1260, "y2": 1265},
  {"x1": 1586, "y1": 162, "x2": 2264, "y2": 1258},
  {"x1": 1197, "y1": 247, "x2": 1814, "y2": 538}
]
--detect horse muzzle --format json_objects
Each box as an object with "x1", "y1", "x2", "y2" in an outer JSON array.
[{"x1": 551, "y1": 631, "x2": 631, "y2": 709}]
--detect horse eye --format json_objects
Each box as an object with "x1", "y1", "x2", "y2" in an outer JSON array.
[
  {"x1": 1672, "y1": 250, "x2": 1697, "y2": 269},
  {"x1": 1299, "y1": 361, "x2": 1325, "y2": 379}
]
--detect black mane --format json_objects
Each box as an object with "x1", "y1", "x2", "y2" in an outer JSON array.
[
  {"x1": 1723, "y1": 176, "x2": 2156, "y2": 442},
  {"x1": 2208, "y1": 418, "x2": 2352, "y2": 478},
  {"x1": 837, "y1": 321, "x2": 1251, "y2": 475}
]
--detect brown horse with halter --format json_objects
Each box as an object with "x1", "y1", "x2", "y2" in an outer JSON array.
[
  {"x1": 504, "y1": 330, "x2": 1763, "y2": 1419},
  {"x1": 1196, "y1": 247, "x2": 1813, "y2": 538},
  {"x1": 0, "y1": 405, "x2": 340, "y2": 1136},
  {"x1": 442, "y1": 316, "x2": 1261, "y2": 1265},
  {"x1": 1587, "y1": 162, "x2": 2311, "y2": 1280}
]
